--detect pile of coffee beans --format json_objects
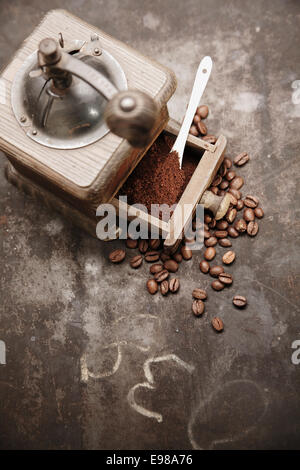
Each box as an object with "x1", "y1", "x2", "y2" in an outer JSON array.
[{"x1": 108, "y1": 105, "x2": 263, "y2": 333}]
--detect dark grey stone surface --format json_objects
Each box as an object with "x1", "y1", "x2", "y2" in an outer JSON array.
[{"x1": 0, "y1": 0, "x2": 300, "y2": 450}]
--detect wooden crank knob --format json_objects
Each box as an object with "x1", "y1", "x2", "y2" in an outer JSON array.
[{"x1": 104, "y1": 90, "x2": 158, "y2": 147}]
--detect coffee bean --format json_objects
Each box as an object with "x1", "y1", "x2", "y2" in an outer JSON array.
[
  {"x1": 203, "y1": 135, "x2": 217, "y2": 144},
  {"x1": 139, "y1": 240, "x2": 149, "y2": 253},
  {"x1": 219, "y1": 179, "x2": 229, "y2": 190},
  {"x1": 222, "y1": 250, "x2": 236, "y2": 264},
  {"x1": 147, "y1": 279, "x2": 158, "y2": 294},
  {"x1": 233, "y1": 295, "x2": 247, "y2": 307},
  {"x1": 192, "y1": 299, "x2": 205, "y2": 316},
  {"x1": 192, "y1": 288, "x2": 207, "y2": 300},
  {"x1": 181, "y1": 245, "x2": 192, "y2": 260},
  {"x1": 228, "y1": 193, "x2": 238, "y2": 206},
  {"x1": 205, "y1": 236, "x2": 218, "y2": 247},
  {"x1": 218, "y1": 272, "x2": 233, "y2": 285},
  {"x1": 150, "y1": 263, "x2": 164, "y2": 274},
  {"x1": 234, "y1": 219, "x2": 247, "y2": 233},
  {"x1": 244, "y1": 195, "x2": 259, "y2": 208},
  {"x1": 109, "y1": 249, "x2": 126, "y2": 263},
  {"x1": 160, "y1": 280, "x2": 169, "y2": 296},
  {"x1": 211, "y1": 186, "x2": 219, "y2": 195},
  {"x1": 130, "y1": 254, "x2": 143, "y2": 268},
  {"x1": 203, "y1": 229, "x2": 210, "y2": 239},
  {"x1": 126, "y1": 238, "x2": 138, "y2": 249},
  {"x1": 215, "y1": 230, "x2": 228, "y2": 238},
  {"x1": 218, "y1": 162, "x2": 227, "y2": 178},
  {"x1": 172, "y1": 252, "x2": 183, "y2": 263},
  {"x1": 216, "y1": 220, "x2": 228, "y2": 230},
  {"x1": 228, "y1": 188, "x2": 241, "y2": 200},
  {"x1": 199, "y1": 260, "x2": 210, "y2": 273},
  {"x1": 197, "y1": 105, "x2": 209, "y2": 119},
  {"x1": 210, "y1": 265, "x2": 224, "y2": 278},
  {"x1": 145, "y1": 251, "x2": 160, "y2": 262},
  {"x1": 189, "y1": 125, "x2": 199, "y2": 136},
  {"x1": 164, "y1": 259, "x2": 178, "y2": 273},
  {"x1": 212, "y1": 175, "x2": 222, "y2": 187},
  {"x1": 197, "y1": 120, "x2": 207, "y2": 135},
  {"x1": 204, "y1": 214, "x2": 212, "y2": 224},
  {"x1": 209, "y1": 218, "x2": 217, "y2": 229},
  {"x1": 230, "y1": 176, "x2": 244, "y2": 190},
  {"x1": 204, "y1": 247, "x2": 216, "y2": 261},
  {"x1": 226, "y1": 207, "x2": 237, "y2": 224},
  {"x1": 193, "y1": 114, "x2": 201, "y2": 124},
  {"x1": 227, "y1": 226, "x2": 239, "y2": 238},
  {"x1": 226, "y1": 170, "x2": 236, "y2": 181},
  {"x1": 160, "y1": 252, "x2": 171, "y2": 262},
  {"x1": 247, "y1": 221, "x2": 259, "y2": 236},
  {"x1": 211, "y1": 280, "x2": 225, "y2": 291},
  {"x1": 218, "y1": 238, "x2": 232, "y2": 248},
  {"x1": 169, "y1": 278, "x2": 180, "y2": 293},
  {"x1": 243, "y1": 208, "x2": 255, "y2": 222},
  {"x1": 211, "y1": 317, "x2": 224, "y2": 332},
  {"x1": 254, "y1": 207, "x2": 264, "y2": 218},
  {"x1": 154, "y1": 269, "x2": 169, "y2": 282},
  {"x1": 149, "y1": 239, "x2": 161, "y2": 250},
  {"x1": 234, "y1": 152, "x2": 249, "y2": 166},
  {"x1": 236, "y1": 199, "x2": 244, "y2": 211},
  {"x1": 224, "y1": 157, "x2": 232, "y2": 169}
]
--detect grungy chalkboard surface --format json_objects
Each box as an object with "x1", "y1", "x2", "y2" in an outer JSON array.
[{"x1": 0, "y1": 0, "x2": 300, "y2": 449}]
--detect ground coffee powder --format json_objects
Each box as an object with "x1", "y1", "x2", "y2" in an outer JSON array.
[{"x1": 118, "y1": 134, "x2": 201, "y2": 217}]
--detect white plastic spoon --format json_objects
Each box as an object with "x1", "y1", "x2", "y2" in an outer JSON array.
[{"x1": 171, "y1": 56, "x2": 212, "y2": 168}]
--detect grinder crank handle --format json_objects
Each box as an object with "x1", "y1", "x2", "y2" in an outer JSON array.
[{"x1": 38, "y1": 38, "x2": 158, "y2": 147}]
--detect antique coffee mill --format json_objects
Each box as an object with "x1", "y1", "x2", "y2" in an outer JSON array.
[{"x1": 0, "y1": 10, "x2": 230, "y2": 251}]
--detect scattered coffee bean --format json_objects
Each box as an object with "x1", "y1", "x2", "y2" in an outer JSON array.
[
  {"x1": 211, "y1": 186, "x2": 219, "y2": 195},
  {"x1": 160, "y1": 280, "x2": 169, "y2": 296},
  {"x1": 192, "y1": 299, "x2": 205, "y2": 316},
  {"x1": 211, "y1": 280, "x2": 225, "y2": 291},
  {"x1": 192, "y1": 288, "x2": 207, "y2": 300},
  {"x1": 227, "y1": 226, "x2": 239, "y2": 238},
  {"x1": 244, "y1": 195, "x2": 259, "y2": 208},
  {"x1": 150, "y1": 263, "x2": 164, "y2": 274},
  {"x1": 216, "y1": 220, "x2": 228, "y2": 230},
  {"x1": 204, "y1": 214, "x2": 212, "y2": 224},
  {"x1": 203, "y1": 229, "x2": 210, "y2": 239},
  {"x1": 218, "y1": 163, "x2": 227, "y2": 177},
  {"x1": 243, "y1": 208, "x2": 255, "y2": 222},
  {"x1": 164, "y1": 259, "x2": 179, "y2": 273},
  {"x1": 126, "y1": 238, "x2": 138, "y2": 249},
  {"x1": 254, "y1": 207, "x2": 264, "y2": 218},
  {"x1": 212, "y1": 175, "x2": 222, "y2": 187},
  {"x1": 247, "y1": 221, "x2": 259, "y2": 236},
  {"x1": 209, "y1": 218, "x2": 217, "y2": 229},
  {"x1": 197, "y1": 120, "x2": 207, "y2": 135},
  {"x1": 215, "y1": 230, "x2": 228, "y2": 238},
  {"x1": 197, "y1": 105, "x2": 209, "y2": 119},
  {"x1": 234, "y1": 152, "x2": 249, "y2": 166},
  {"x1": 147, "y1": 279, "x2": 158, "y2": 294},
  {"x1": 160, "y1": 252, "x2": 171, "y2": 262},
  {"x1": 200, "y1": 260, "x2": 210, "y2": 273},
  {"x1": 109, "y1": 249, "x2": 126, "y2": 263},
  {"x1": 172, "y1": 252, "x2": 183, "y2": 263},
  {"x1": 205, "y1": 236, "x2": 218, "y2": 247},
  {"x1": 149, "y1": 239, "x2": 161, "y2": 250},
  {"x1": 228, "y1": 193, "x2": 238, "y2": 206},
  {"x1": 203, "y1": 135, "x2": 217, "y2": 144},
  {"x1": 219, "y1": 180, "x2": 229, "y2": 190},
  {"x1": 236, "y1": 199, "x2": 244, "y2": 211},
  {"x1": 226, "y1": 207, "x2": 237, "y2": 224},
  {"x1": 234, "y1": 219, "x2": 247, "y2": 233},
  {"x1": 193, "y1": 114, "x2": 201, "y2": 124},
  {"x1": 230, "y1": 176, "x2": 244, "y2": 190},
  {"x1": 211, "y1": 317, "x2": 224, "y2": 332},
  {"x1": 189, "y1": 125, "x2": 199, "y2": 136},
  {"x1": 228, "y1": 188, "x2": 241, "y2": 200},
  {"x1": 204, "y1": 246, "x2": 216, "y2": 261},
  {"x1": 224, "y1": 157, "x2": 232, "y2": 169},
  {"x1": 210, "y1": 265, "x2": 224, "y2": 278},
  {"x1": 222, "y1": 250, "x2": 236, "y2": 264},
  {"x1": 218, "y1": 238, "x2": 232, "y2": 247},
  {"x1": 218, "y1": 272, "x2": 233, "y2": 285},
  {"x1": 181, "y1": 245, "x2": 192, "y2": 260},
  {"x1": 233, "y1": 295, "x2": 247, "y2": 307},
  {"x1": 145, "y1": 251, "x2": 160, "y2": 262},
  {"x1": 139, "y1": 240, "x2": 148, "y2": 253},
  {"x1": 154, "y1": 269, "x2": 169, "y2": 282},
  {"x1": 169, "y1": 278, "x2": 180, "y2": 293},
  {"x1": 226, "y1": 170, "x2": 236, "y2": 181},
  {"x1": 130, "y1": 254, "x2": 143, "y2": 268}
]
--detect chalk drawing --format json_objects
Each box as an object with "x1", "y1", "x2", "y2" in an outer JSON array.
[
  {"x1": 127, "y1": 354, "x2": 195, "y2": 423},
  {"x1": 0, "y1": 340, "x2": 6, "y2": 365},
  {"x1": 188, "y1": 379, "x2": 269, "y2": 450}
]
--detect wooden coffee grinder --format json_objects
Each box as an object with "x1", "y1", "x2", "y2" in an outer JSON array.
[{"x1": 0, "y1": 10, "x2": 230, "y2": 251}]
